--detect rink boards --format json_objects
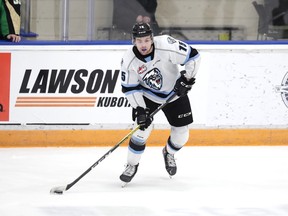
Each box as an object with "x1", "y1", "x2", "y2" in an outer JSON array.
[
  {"x1": 0, "y1": 42, "x2": 288, "y2": 147},
  {"x1": 1, "y1": 129, "x2": 288, "y2": 147}
]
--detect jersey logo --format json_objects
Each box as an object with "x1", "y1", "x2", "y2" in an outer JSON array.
[
  {"x1": 138, "y1": 65, "x2": 147, "y2": 74},
  {"x1": 167, "y1": 37, "x2": 177, "y2": 44},
  {"x1": 142, "y1": 68, "x2": 163, "y2": 90},
  {"x1": 275, "y1": 71, "x2": 288, "y2": 109}
]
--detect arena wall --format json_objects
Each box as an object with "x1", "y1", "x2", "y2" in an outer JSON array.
[{"x1": 26, "y1": 0, "x2": 259, "y2": 40}]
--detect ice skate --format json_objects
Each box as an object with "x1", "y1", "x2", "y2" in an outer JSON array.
[
  {"x1": 120, "y1": 163, "x2": 139, "y2": 186},
  {"x1": 162, "y1": 147, "x2": 177, "y2": 177}
]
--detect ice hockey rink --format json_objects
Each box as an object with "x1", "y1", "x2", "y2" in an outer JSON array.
[{"x1": 1, "y1": 146, "x2": 288, "y2": 216}]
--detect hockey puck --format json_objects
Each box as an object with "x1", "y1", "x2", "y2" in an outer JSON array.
[
  {"x1": 50, "y1": 186, "x2": 66, "y2": 195},
  {"x1": 50, "y1": 190, "x2": 63, "y2": 195}
]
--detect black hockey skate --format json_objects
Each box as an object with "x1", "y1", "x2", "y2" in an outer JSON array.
[
  {"x1": 162, "y1": 147, "x2": 177, "y2": 176},
  {"x1": 120, "y1": 164, "x2": 139, "y2": 185}
]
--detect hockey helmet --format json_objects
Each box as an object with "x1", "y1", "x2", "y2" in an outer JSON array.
[{"x1": 132, "y1": 22, "x2": 153, "y2": 39}]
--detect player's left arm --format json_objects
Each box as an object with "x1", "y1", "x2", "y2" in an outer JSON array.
[
  {"x1": 168, "y1": 37, "x2": 201, "y2": 80},
  {"x1": 183, "y1": 46, "x2": 201, "y2": 80},
  {"x1": 171, "y1": 38, "x2": 201, "y2": 96}
]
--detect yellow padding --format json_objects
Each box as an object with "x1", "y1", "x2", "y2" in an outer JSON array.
[{"x1": 0, "y1": 129, "x2": 288, "y2": 147}]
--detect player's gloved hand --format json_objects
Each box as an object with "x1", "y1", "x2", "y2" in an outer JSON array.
[
  {"x1": 173, "y1": 73, "x2": 195, "y2": 97},
  {"x1": 136, "y1": 107, "x2": 153, "y2": 131}
]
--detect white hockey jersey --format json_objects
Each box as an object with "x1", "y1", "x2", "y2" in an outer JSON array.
[{"x1": 121, "y1": 35, "x2": 200, "y2": 108}]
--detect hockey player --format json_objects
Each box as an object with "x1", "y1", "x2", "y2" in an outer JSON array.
[{"x1": 120, "y1": 22, "x2": 200, "y2": 184}]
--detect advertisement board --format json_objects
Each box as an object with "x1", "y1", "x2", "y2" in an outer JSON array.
[
  {"x1": 0, "y1": 53, "x2": 11, "y2": 121},
  {"x1": 1, "y1": 44, "x2": 288, "y2": 129}
]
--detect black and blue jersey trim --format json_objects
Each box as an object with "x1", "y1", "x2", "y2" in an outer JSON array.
[
  {"x1": 122, "y1": 84, "x2": 174, "y2": 101},
  {"x1": 121, "y1": 84, "x2": 142, "y2": 93},
  {"x1": 182, "y1": 46, "x2": 199, "y2": 66},
  {"x1": 141, "y1": 86, "x2": 174, "y2": 99}
]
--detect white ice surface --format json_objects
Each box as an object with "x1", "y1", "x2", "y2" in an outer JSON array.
[{"x1": 1, "y1": 146, "x2": 288, "y2": 216}]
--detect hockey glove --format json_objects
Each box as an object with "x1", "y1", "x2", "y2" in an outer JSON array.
[
  {"x1": 135, "y1": 107, "x2": 153, "y2": 131},
  {"x1": 173, "y1": 73, "x2": 195, "y2": 97}
]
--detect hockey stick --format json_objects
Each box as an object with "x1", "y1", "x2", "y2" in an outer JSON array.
[{"x1": 50, "y1": 92, "x2": 177, "y2": 194}]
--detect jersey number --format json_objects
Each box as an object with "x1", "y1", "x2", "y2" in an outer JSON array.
[
  {"x1": 178, "y1": 41, "x2": 187, "y2": 52},
  {"x1": 121, "y1": 71, "x2": 126, "y2": 82}
]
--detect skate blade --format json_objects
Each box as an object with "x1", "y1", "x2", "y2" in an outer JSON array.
[{"x1": 121, "y1": 181, "x2": 129, "y2": 188}]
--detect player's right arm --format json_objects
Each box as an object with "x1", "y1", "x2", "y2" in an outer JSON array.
[{"x1": 121, "y1": 57, "x2": 146, "y2": 109}]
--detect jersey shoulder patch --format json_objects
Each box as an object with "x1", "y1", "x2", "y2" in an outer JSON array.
[{"x1": 154, "y1": 35, "x2": 179, "y2": 50}]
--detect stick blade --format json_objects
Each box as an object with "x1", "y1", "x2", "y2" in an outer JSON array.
[{"x1": 50, "y1": 185, "x2": 67, "y2": 195}]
